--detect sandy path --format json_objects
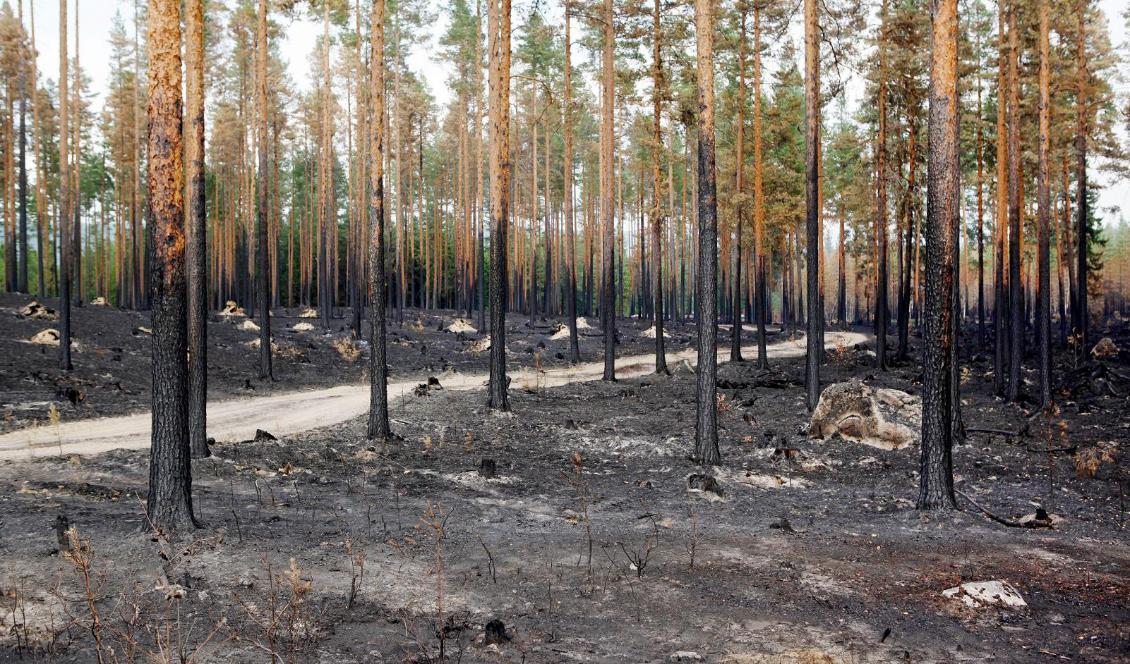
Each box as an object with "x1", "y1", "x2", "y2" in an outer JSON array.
[{"x1": 0, "y1": 331, "x2": 867, "y2": 460}]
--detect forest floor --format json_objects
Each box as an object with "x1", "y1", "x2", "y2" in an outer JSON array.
[
  {"x1": 0, "y1": 292, "x2": 704, "y2": 434},
  {"x1": 1, "y1": 296, "x2": 1128, "y2": 662}
]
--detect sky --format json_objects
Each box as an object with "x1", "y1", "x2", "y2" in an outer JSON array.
[{"x1": 22, "y1": 0, "x2": 1130, "y2": 224}]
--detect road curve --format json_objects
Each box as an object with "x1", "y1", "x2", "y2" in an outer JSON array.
[{"x1": 0, "y1": 331, "x2": 869, "y2": 460}]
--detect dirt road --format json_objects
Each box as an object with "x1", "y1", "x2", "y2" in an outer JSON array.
[{"x1": 0, "y1": 331, "x2": 867, "y2": 459}]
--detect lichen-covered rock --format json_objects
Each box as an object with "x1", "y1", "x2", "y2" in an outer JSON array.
[{"x1": 808, "y1": 380, "x2": 920, "y2": 450}]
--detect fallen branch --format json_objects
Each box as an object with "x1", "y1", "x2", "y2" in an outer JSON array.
[
  {"x1": 955, "y1": 489, "x2": 1027, "y2": 528},
  {"x1": 964, "y1": 427, "x2": 1020, "y2": 438}
]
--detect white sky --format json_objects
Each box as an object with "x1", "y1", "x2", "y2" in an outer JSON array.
[{"x1": 23, "y1": 0, "x2": 1130, "y2": 223}]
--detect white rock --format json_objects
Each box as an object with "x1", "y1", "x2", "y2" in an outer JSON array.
[
  {"x1": 292, "y1": 322, "x2": 315, "y2": 332},
  {"x1": 942, "y1": 580, "x2": 1026, "y2": 609},
  {"x1": 238, "y1": 319, "x2": 260, "y2": 332},
  {"x1": 670, "y1": 652, "x2": 702, "y2": 662}
]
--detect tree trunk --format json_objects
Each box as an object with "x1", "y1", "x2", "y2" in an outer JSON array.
[
  {"x1": 652, "y1": 0, "x2": 668, "y2": 374},
  {"x1": 368, "y1": 0, "x2": 392, "y2": 439},
  {"x1": 563, "y1": 7, "x2": 580, "y2": 363},
  {"x1": 486, "y1": 0, "x2": 512, "y2": 410},
  {"x1": 730, "y1": 5, "x2": 747, "y2": 363},
  {"x1": 187, "y1": 0, "x2": 209, "y2": 458},
  {"x1": 875, "y1": 0, "x2": 889, "y2": 369},
  {"x1": 255, "y1": 0, "x2": 273, "y2": 381},
  {"x1": 600, "y1": 0, "x2": 616, "y2": 381},
  {"x1": 993, "y1": 2, "x2": 1007, "y2": 397},
  {"x1": 1006, "y1": 0, "x2": 1022, "y2": 402},
  {"x1": 1036, "y1": 0, "x2": 1052, "y2": 408},
  {"x1": 804, "y1": 0, "x2": 821, "y2": 409},
  {"x1": 918, "y1": 0, "x2": 958, "y2": 511},
  {"x1": 693, "y1": 0, "x2": 719, "y2": 465},
  {"x1": 1072, "y1": 0, "x2": 1088, "y2": 348},
  {"x1": 752, "y1": 4, "x2": 768, "y2": 368},
  {"x1": 146, "y1": 0, "x2": 196, "y2": 532},
  {"x1": 58, "y1": 0, "x2": 72, "y2": 371}
]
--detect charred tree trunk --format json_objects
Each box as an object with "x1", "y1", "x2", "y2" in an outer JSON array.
[
  {"x1": 918, "y1": 0, "x2": 958, "y2": 510},
  {"x1": 600, "y1": 0, "x2": 616, "y2": 382},
  {"x1": 486, "y1": 0, "x2": 512, "y2": 410},
  {"x1": 146, "y1": 0, "x2": 196, "y2": 532},
  {"x1": 1071, "y1": 0, "x2": 1088, "y2": 348},
  {"x1": 187, "y1": 0, "x2": 209, "y2": 458},
  {"x1": 693, "y1": 0, "x2": 720, "y2": 465},
  {"x1": 875, "y1": 0, "x2": 889, "y2": 370},
  {"x1": 368, "y1": 0, "x2": 392, "y2": 439},
  {"x1": 804, "y1": 0, "x2": 821, "y2": 409},
  {"x1": 651, "y1": 0, "x2": 668, "y2": 374},
  {"x1": 752, "y1": 4, "x2": 769, "y2": 368},
  {"x1": 58, "y1": 0, "x2": 72, "y2": 371},
  {"x1": 730, "y1": 5, "x2": 748, "y2": 363},
  {"x1": 563, "y1": 7, "x2": 581, "y2": 364},
  {"x1": 1036, "y1": 0, "x2": 1052, "y2": 408},
  {"x1": 255, "y1": 0, "x2": 273, "y2": 381},
  {"x1": 1006, "y1": 0, "x2": 1022, "y2": 402}
]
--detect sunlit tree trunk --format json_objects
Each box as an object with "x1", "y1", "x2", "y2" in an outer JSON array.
[
  {"x1": 693, "y1": 0, "x2": 719, "y2": 465},
  {"x1": 804, "y1": 0, "x2": 821, "y2": 408},
  {"x1": 563, "y1": 6, "x2": 580, "y2": 363},
  {"x1": 875, "y1": 0, "x2": 889, "y2": 370},
  {"x1": 1006, "y1": 0, "x2": 1022, "y2": 402},
  {"x1": 918, "y1": 0, "x2": 958, "y2": 511},
  {"x1": 599, "y1": 0, "x2": 616, "y2": 381},
  {"x1": 58, "y1": 0, "x2": 72, "y2": 370},
  {"x1": 146, "y1": 0, "x2": 196, "y2": 531},
  {"x1": 486, "y1": 0, "x2": 512, "y2": 410},
  {"x1": 652, "y1": 0, "x2": 668, "y2": 374},
  {"x1": 368, "y1": 0, "x2": 392, "y2": 439},
  {"x1": 1036, "y1": 0, "x2": 1052, "y2": 408},
  {"x1": 752, "y1": 3, "x2": 768, "y2": 368},
  {"x1": 186, "y1": 0, "x2": 208, "y2": 458}
]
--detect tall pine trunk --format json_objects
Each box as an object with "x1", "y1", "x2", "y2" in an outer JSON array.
[
  {"x1": 58, "y1": 0, "x2": 72, "y2": 371},
  {"x1": 146, "y1": 0, "x2": 196, "y2": 531},
  {"x1": 875, "y1": 0, "x2": 889, "y2": 370},
  {"x1": 918, "y1": 0, "x2": 958, "y2": 510},
  {"x1": 752, "y1": 4, "x2": 768, "y2": 368},
  {"x1": 1036, "y1": 0, "x2": 1052, "y2": 408},
  {"x1": 804, "y1": 0, "x2": 821, "y2": 409},
  {"x1": 1006, "y1": 0, "x2": 1022, "y2": 402},
  {"x1": 693, "y1": 0, "x2": 719, "y2": 465},
  {"x1": 368, "y1": 0, "x2": 392, "y2": 439},
  {"x1": 187, "y1": 0, "x2": 209, "y2": 458},
  {"x1": 600, "y1": 0, "x2": 616, "y2": 381},
  {"x1": 562, "y1": 7, "x2": 580, "y2": 363},
  {"x1": 255, "y1": 0, "x2": 273, "y2": 380},
  {"x1": 486, "y1": 0, "x2": 512, "y2": 410},
  {"x1": 651, "y1": 0, "x2": 668, "y2": 374}
]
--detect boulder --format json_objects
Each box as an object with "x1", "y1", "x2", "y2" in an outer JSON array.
[
  {"x1": 808, "y1": 380, "x2": 920, "y2": 450},
  {"x1": 292, "y1": 322, "x2": 315, "y2": 332},
  {"x1": 219, "y1": 300, "x2": 245, "y2": 316},
  {"x1": 298, "y1": 307, "x2": 318, "y2": 318},
  {"x1": 90, "y1": 296, "x2": 108, "y2": 306},
  {"x1": 469, "y1": 335, "x2": 491, "y2": 353},
  {"x1": 1091, "y1": 337, "x2": 1118, "y2": 360},
  {"x1": 29, "y1": 328, "x2": 61, "y2": 345},
  {"x1": 641, "y1": 325, "x2": 670, "y2": 339},
  {"x1": 446, "y1": 318, "x2": 477, "y2": 334},
  {"x1": 942, "y1": 580, "x2": 1026, "y2": 609},
  {"x1": 238, "y1": 319, "x2": 261, "y2": 332},
  {"x1": 19, "y1": 301, "x2": 58, "y2": 320}
]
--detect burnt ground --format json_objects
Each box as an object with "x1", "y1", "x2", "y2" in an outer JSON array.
[
  {"x1": 1, "y1": 314, "x2": 1128, "y2": 663},
  {"x1": 0, "y1": 293, "x2": 704, "y2": 434}
]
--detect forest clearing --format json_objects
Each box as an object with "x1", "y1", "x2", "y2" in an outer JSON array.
[{"x1": 1, "y1": 0, "x2": 1129, "y2": 660}]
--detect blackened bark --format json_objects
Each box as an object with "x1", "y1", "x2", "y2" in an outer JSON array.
[
  {"x1": 58, "y1": 0, "x2": 72, "y2": 371},
  {"x1": 600, "y1": 0, "x2": 616, "y2": 382},
  {"x1": 255, "y1": 0, "x2": 273, "y2": 381},
  {"x1": 563, "y1": 8, "x2": 581, "y2": 364},
  {"x1": 187, "y1": 0, "x2": 209, "y2": 458},
  {"x1": 918, "y1": 0, "x2": 958, "y2": 510},
  {"x1": 1072, "y1": 0, "x2": 1088, "y2": 349},
  {"x1": 146, "y1": 0, "x2": 196, "y2": 532},
  {"x1": 487, "y1": 0, "x2": 512, "y2": 411},
  {"x1": 1037, "y1": 0, "x2": 1052, "y2": 408},
  {"x1": 651, "y1": 0, "x2": 668, "y2": 374},
  {"x1": 1006, "y1": 0, "x2": 1022, "y2": 402},
  {"x1": 693, "y1": 0, "x2": 719, "y2": 465},
  {"x1": 804, "y1": 0, "x2": 821, "y2": 409},
  {"x1": 368, "y1": 0, "x2": 392, "y2": 439},
  {"x1": 875, "y1": 0, "x2": 889, "y2": 370}
]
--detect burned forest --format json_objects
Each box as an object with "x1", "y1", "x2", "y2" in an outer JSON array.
[{"x1": 1, "y1": 0, "x2": 1129, "y2": 661}]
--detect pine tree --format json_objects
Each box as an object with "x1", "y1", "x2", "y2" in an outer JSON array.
[
  {"x1": 918, "y1": 0, "x2": 958, "y2": 511},
  {"x1": 186, "y1": 0, "x2": 208, "y2": 458},
  {"x1": 146, "y1": 0, "x2": 196, "y2": 532},
  {"x1": 369, "y1": 0, "x2": 392, "y2": 439},
  {"x1": 693, "y1": 0, "x2": 719, "y2": 465}
]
